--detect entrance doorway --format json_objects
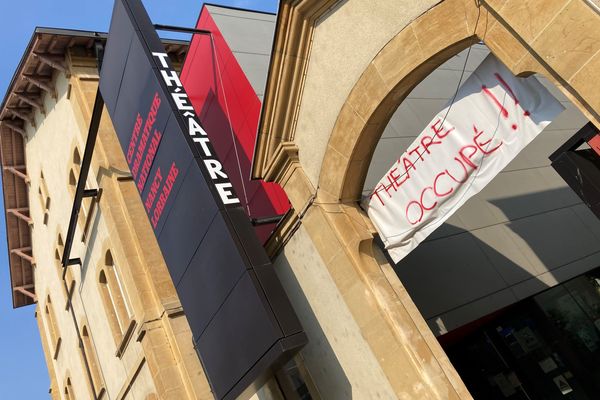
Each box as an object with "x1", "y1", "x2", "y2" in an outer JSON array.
[
  {"x1": 441, "y1": 268, "x2": 600, "y2": 399},
  {"x1": 361, "y1": 43, "x2": 600, "y2": 399}
]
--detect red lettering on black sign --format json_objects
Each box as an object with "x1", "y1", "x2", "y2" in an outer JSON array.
[
  {"x1": 127, "y1": 114, "x2": 143, "y2": 164},
  {"x1": 132, "y1": 92, "x2": 161, "y2": 178},
  {"x1": 137, "y1": 129, "x2": 162, "y2": 191},
  {"x1": 150, "y1": 162, "x2": 179, "y2": 228},
  {"x1": 144, "y1": 167, "x2": 162, "y2": 212}
]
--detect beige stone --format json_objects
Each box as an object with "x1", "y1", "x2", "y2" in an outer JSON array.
[
  {"x1": 411, "y1": 0, "x2": 471, "y2": 58},
  {"x1": 372, "y1": 26, "x2": 424, "y2": 89},
  {"x1": 482, "y1": 18, "x2": 529, "y2": 73},
  {"x1": 14, "y1": 45, "x2": 212, "y2": 400},
  {"x1": 570, "y1": 50, "x2": 600, "y2": 116},
  {"x1": 347, "y1": 63, "x2": 392, "y2": 122},
  {"x1": 318, "y1": 145, "x2": 349, "y2": 200},
  {"x1": 496, "y1": 0, "x2": 568, "y2": 43},
  {"x1": 256, "y1": 0, "x2": 600, "y2": 399},
  {"x1": 327, "y1": 102, "x2": 365, "y2": 159},
  {"x1": 531, "y1": 0, "x2": 600, "y2": 81}
]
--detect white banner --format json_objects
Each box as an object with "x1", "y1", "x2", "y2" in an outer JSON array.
[{"x1": 365, "y1": 54, "x2": 564, "y2": 263}]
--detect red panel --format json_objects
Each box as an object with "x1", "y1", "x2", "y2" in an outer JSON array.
[
  {"x1": 181, "y1": 6, "x2": 290, "y2": 243},
  {"x1": 587, "y1": 134, "x2": 600, "y2": 157}
]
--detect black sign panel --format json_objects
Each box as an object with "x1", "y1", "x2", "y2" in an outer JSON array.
[
  {"x1": 99, "y1": 1, "x2": 306, "y2": 399},
  {"x1": 551, "y1": 122, "x2": 600, "y2": 220}
]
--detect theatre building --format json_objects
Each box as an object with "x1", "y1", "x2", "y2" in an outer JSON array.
[{"x1": 3, "y1": 1, "x2": 600, "y2": 399}]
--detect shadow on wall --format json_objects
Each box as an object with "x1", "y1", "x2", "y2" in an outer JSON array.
[
  {"x1": 490, "y1": 188, "x2": 600, "y2": 282},
  {"x1": 272, "y1": 253, "x2": 352, "y2": 399},
  {"x1": 79, "y1": 166, "x2": 122, "y2": 284},
  {"x1": 198, "y1": 89, "x2": 287, "y2": 242},
  {"x1": 390, "y1": 187, "x2": 600, "y2": 336}
]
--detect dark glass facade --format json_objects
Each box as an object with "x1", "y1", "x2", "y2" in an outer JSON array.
[{"x1": 441, "y1": 268, "x2": 600, "y2": 399}]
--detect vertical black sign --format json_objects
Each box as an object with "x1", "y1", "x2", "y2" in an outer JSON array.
[{"x1": 99, "y1": 1, "x2": 306, "y2": 399}]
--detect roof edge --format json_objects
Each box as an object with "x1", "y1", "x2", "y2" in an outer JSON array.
[{"x1": 203, "y1": 2, "x2": 277, "y2": 16}]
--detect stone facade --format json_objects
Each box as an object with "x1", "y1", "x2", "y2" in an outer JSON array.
[
  {"x1": 256, "y1": 0, "x2": 600, "y2": 399},
  {"x1": 17, "y1": 42, "x2": 212, "y2": 400}
]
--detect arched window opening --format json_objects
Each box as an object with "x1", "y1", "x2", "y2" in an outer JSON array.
[
  {"x1": 55, "y1": 233, "x2": 64, "y2": 277},
  {"x1": 99, "y1": 269, "x2": 121, "y2": 346},
  {"x1": 68, "y1": 147, "x2": 81, "y2": 196},
  {"x1": 64, "y1": 377, "x2": 74, "y2": 400},
  {"x1": 360, "y1": 42, "x2": 600, "y2": 399},
  {"x1": 81, "y1": 325, "x2": 104, "y2": 397},
  {"x1": 38, "y1": 171, "x2": 50, "y2": 225},
  {"x1": 55, "y1": 232, "x2": 74, "y2": 308},
  {"x1": 73, "y1": 147, "x2": 81, "y2": 169},
  {"x1": 44, "y1": 295, "x2": 61, "y2": 359},
  {"x1": 68, "y1": 169, "x2": 77, "y2": 189},
  {"x1": 98, "y1": 250, "x2": 133, "y2": 353},
  {"x1": 105, "y1": 250, "x2": 132, "y2": 320},
  {"x1": 64, "y1": 268, "x2": 76, "y2": 310},
  {"x1": 54, "y1": 249, "x2": 61, "y2": 270},
  {"x1": 35, "y1": 306, "x2": 60, "y2": 397},
  {"x1": 69, "y1": 145, "x2": 96, "y2": 241}
]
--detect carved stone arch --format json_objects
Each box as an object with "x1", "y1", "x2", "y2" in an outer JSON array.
[
  {"x1": 310, "y1": 0, "x2": 600, "y2": 398},
  {"x1": 320, "y1": 0, "x2": 600, "y2": 202},
  {"x1": 256, "y1": 0, "x2": 600, "y2": 398},
  {"x1": 310, "y1": 4, "x2": 495, "y2": 396}
]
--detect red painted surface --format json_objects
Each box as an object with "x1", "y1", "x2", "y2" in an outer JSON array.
[
  {"x1": 180, "y1": 6, "x2": 290, "y2": 243},
  {"x1": 587, "y1": 134, "x2": 600, "y2": 157}
]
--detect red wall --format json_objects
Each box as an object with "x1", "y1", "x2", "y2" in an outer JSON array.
[{"x1": 180, "y1": 6, "x2": 289, "y2": 243}]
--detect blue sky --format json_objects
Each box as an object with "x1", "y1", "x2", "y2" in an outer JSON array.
[{"x1": 0, "y1": 1, "x2": 277, "y2": 398}]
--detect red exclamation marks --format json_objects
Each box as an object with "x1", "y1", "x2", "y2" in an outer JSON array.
[
  {"x1": 482, "y1": 85, "x2": 509, "y2": 118},
  {"x1": 495, "y1": 73, "x2": 518, "y2": 105},
  {"x1": 495, "y1": 72, "x2": 530, "y2": 118},
  {"x1": 482, "y1": 72, "x2": 531, "y2": 132}
]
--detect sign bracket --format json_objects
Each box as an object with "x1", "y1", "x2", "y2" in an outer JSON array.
[
  {"x1": 153, "y1": 24, "x2": 211, "y2": 36},
  {"x1": 250, "y1": 214, "x2": 286, "y2": 226}
]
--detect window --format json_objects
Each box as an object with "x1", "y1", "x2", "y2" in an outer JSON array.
[
  {"x1": 64, "y1": 268, "x2": 76, "y2": 310},
  {"x1": 64, "y1": 377, "x2": 74, "y2": 400},
  {"x1": 68, "y1": 147, "x2": 81, "y2": 197},
  {"x1": 68, "y1": 146, "x2": 96, "y2": 242},
  {"x1": 54, "y1": 249, "x2": 62, "y2": 277},
  {"x1": 81, "y1": 325, "x2": 104, "y2": 397},
  {"x1": 55, "y1": 233, "x2": 64, "y2": 278},
  {"x1": 73, "y1": 147, "x2": 81, "y2": 172},
  {"x1": 54, "y1": 232, "x2": 76, "y2": 309},
  {"x1": 38, "y1": 171, "x2": 50, "y2": 225},
  {"x1": 68, "y1": 169, "x2": 77, "y2": 193},
  {"x1": 98, "y1": 250, "x2": 134, "y2": 355},
  {"x1": 35, "y1": 305, "x2": 60, "y2": 398},
  {"x1": 44, "y1": 295, "x2": 61, "y2": 359}
]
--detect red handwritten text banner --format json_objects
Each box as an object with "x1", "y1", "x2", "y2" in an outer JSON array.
[{"x1": 365, "y1": 54, "x2": 564, "y2": 263}]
